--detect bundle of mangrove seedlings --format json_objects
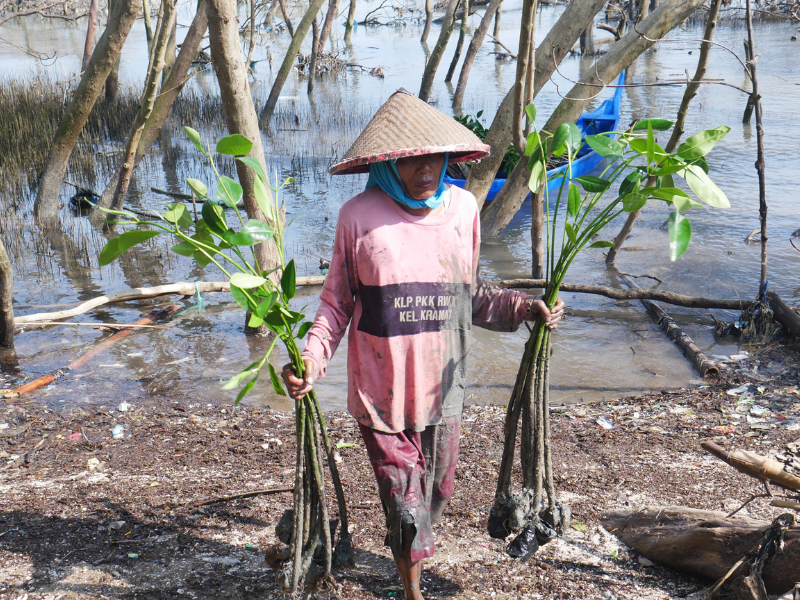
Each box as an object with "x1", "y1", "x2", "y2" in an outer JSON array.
[
  {"x1": 489, "y1": 108, "x2": 732, "y2": 558},
  {"x1": 98, "y1": 128, "x2": 352, "y2": 591}
]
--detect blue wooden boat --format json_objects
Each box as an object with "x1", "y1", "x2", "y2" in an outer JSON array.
[{"x1": 444, "y1": 71, "x2": 625, "y2": 201}]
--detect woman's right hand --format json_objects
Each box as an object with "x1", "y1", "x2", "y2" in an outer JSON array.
[{"x1": 281, "y1": 358, "x2": 318, "y2": 400}]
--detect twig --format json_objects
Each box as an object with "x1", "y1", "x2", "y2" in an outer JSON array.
[
  {"x1": 17, "y1": 321, "x2": 173, "y2": 330},
  {"x1": 791, "y1": 239, "x2": 800, "y2": 253},
  {"x1": 616, "y1": 271, "x2": 663, "y2": 284},
  {"x1": 188, "y1": 486, "x2": 293, "y2": 508},
  {"x1": 486, "y1": 33, "x2": 517, "y2": 58},
  {"x1": 497, "y1": 279, "x2": 748, "y2": 310}
]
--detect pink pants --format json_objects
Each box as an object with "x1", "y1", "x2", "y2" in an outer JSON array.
[{"x1": 359, "y1": 414, "x2": 461, "y2": 563}]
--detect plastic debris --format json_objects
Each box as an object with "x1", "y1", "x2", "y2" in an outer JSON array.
[
  {"x1": 727, "y1": 384, "x2": 750, "y2": 396},
  {"x1": 127, "y1": 553, "x2": 138, "y2": 558},
  {"x1": 118, "y1": 402, "x2": 132, "y2": 412},
  {"x1": 69, "y1": 432, "x2": 82, "y2": 441},
  {"x1": 596, "y1": 417, "x2": 614, "y2": 430},
  {"x1": 0, "y1": 423, "x2": 8, "y2": 430},
  {"x1": 149, "y1": 481, "x2": 160, "y2": 487},
  {"x1": 749, "y1": 404, "x2": 769, "y2": 416},
  {"x1": 109, "y1": 520, "x2": 126, "y2": 530},
  {"x1": 112, "y1": 425, "x2": 125, "y2": 439}
]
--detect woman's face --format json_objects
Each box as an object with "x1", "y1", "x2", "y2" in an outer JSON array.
[{"x1": 395, "y1": 154, "x2": 445, "y2": 200}]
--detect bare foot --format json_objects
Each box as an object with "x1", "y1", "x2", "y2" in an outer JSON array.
[{"x1": 393, "y1": 551, "x2": 424, "y2": 600}]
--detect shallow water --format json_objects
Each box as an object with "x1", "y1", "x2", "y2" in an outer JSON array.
[{"x1": 0, "y1": 2, "x2": 797, "y2": 412}]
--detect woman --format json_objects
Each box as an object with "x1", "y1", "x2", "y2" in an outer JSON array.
[{"x1": 283, "y1": 89, "x2": 563, "y2": 600}]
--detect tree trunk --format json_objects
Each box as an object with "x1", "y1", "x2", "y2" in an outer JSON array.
[
  {"x1": 421, "y1": 0, "x2": 433, "y2": 44},
  {"x1": 579, "y1": 23, "x2": 594, "y2": 55},
  {"x1": 106, "y1": 0, "x2": 177, "y2": 213},
  {"x1": 206, "y1": 0, "x2": 282, "y2": 333},
  {"x1": 163, "y1": 13, "x2": 177, "y2": 82},
  {"x1": 445, "y1": 0, "x2": 469, "y2": 83},
  {"x1": 142, "y1": 0, "x2": 153, "y2": 45},
  {"x1": 317, "y1": 0, "x2": 340, "y2": 57},
  {"x1": 492, "y1": 2, "x2": 501, "y2": 38},
  {"x1": 418, "y1": 0, "x2": 460, "y2": 101},
  {"x1": 81, "y1": 0, "x2": 99, "y2": 70},
  {"x1": 278, "y1": 0, "x2": 294, "y2": 37},
  {"x1": 601, "y1": 507, "x2": 800, "y2": 596},
  {"x1": 512, "y1": 0, "x2": 536, "y2": 153},
  {"x1": 480, "y1": 0, "x2": 707, "y2": 237},
  {"x1": 0, "y1": 239, "x2": 14, "y2": 349},
  {"x1": 637, "y1": 0, "x2": 650, "y2": 20},
  {"x1": 245, "y1": 0, "x2": 256, "y2": 70},
  {"x1": 105, "y1": 0, "x2": 122, "y2": 102},
  {"x1": 33, "y1": 0, "x2": 142, "y2": 222},
  {"x1": 606, "y1": 0, "x2": 722, "y2": 266},
  {"x1": 452, "y1": 0, "x2": 502, "y2": 108},
  {"x1": 97, "y1": 2, "x2": 208, "y2": 208},
  {"x1": 465, "y1": 0, "x2": 608, "y2": 208},
  {"x1": 261, "y1": 0, "x2": 327, "y2": 124},
  {"x1": 308, "y1": 17, "x2": 319, "y2": 93},
  {"x1": 345, "y1": 0, "x2": 356, "y2": 37}
]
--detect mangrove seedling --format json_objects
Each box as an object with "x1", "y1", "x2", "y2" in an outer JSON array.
[
  {"x1": 489, "y1": 107, "x2": 731, "y2": 558},
  {"x1": 97, "y1": 128, "x2": 353, "y2": 590}
]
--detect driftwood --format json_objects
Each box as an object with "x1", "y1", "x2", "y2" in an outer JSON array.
[
  {"x1": 618, "y1": 273, "x2": 719, "y2": 378},
  {"x1": 5, "y1": 303, "x2": 181, "y2": 398},
  {"x1": 188, "y1": 486, "x2": 293, "y2": 508},
  {"x1": 601, "y1": 506, "x2": 800, "y2": 595},
  {"x1": 702, "y1": 441, "x2": 800, "y2": 492},
  {"x1": 497, "y1": 279, "x2": 749, "y2": 310},
  {"x1": 768, "y1": 291, "x2": 800, "y2": 339},
  {"x1": 15, "y1": 278, "x2": 326, "y2": 325}
]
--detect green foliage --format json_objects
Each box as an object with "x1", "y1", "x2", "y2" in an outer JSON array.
[
  {"x1": 97, "y1": 131, "x2": 309, "y2": 405},
  {"x1": 454, "y1": 111, "x2": 521, "y2": 175}
]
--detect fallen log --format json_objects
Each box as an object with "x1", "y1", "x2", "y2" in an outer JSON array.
[
  {"x1": 767, "y1": 291, "x2": 800, "y2": 339},
  {"x1": 600, "y1": 506, "x2": 800, "y2": 595},
  {"x1": 15, "y1": 278, "x2": 326, "y2": 325},
  {"x1": 5, "y1": 303, "x2": 180, "y2": 398},
  {"x1": 497, "y1": 279, "x2": 749, "y2": 310},
  {"x1": 701, "y1": 441, "x2": 800, "y2": 492}
]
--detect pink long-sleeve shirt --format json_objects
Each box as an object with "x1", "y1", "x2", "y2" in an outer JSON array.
[{"x1": 302, "y1": 185, "x2": 530, "y2": 433}]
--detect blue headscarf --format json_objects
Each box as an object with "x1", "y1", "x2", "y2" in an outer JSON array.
[{"x1": 365, "y1": 153, "x2": 449, "y2": 210}]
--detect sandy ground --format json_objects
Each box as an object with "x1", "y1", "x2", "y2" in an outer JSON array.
[{"x1": 0, "y1": 341, "x2": 799, "y2": 600}]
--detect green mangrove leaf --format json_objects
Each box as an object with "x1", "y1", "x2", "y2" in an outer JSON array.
[
  {"x1": 633, "y1": 118, "x2": 674, "y2": 131},
  {"x1": 217, "y1": 175, "x2": 243, "y2": 209},
  {"x1": 281, "y1": 259, "x2": 296, "y2": 300},
  {"x1": 567, "y1": 184, "x2": 581, "y2": 218},
  {"x1": 265, "y1": 308, "x2": 287, "y2": 331},
  {"x1": 629, "y1": 138, "x2": 666, "y2": 158},
  {"x1": 223, "y1": 228, "x2": 255, "y2": 247},
  {"x1": 651, "y1": 162, "x2": 686, "y2": 177},
  {"x1": 584, "y1": 134, "x2": 623, "y2": 159},
  {"x1": 651, "y1": 187, "x2": 700, "y2": 212},
  {"x1": 97, "y1": 206, "x2": 138, "y2": 219},
  {"x1": 575, "y1": 175, "x2": 611, "y2": 193},
  {"x1": 255, "y1": 292, "x2": 278, "y2": 318},
  {"x1": 524, "y1": 130, "x2": 541, "y2": 157},
  {"x1": 202, "y1": 201, "x2": 228, "y2": 237},
  {"x1": 163, "y1": 203, "x2": 194, "y2": 229},
  {"x1": 297, "y1": 321, "x2": 313, "y2": 340},
  {"x1": 528, "y1": 160, "x2": 545, "y2": 194},
  {"x1": 659, "y1": 173, "x2": 675, "y2": 188},
  {"x1": 677, "y1": 125, "x2": 731, "y2": 161},
  {"x1": 248, "y1": 313, "x2": 264, "y2": 328},
  {"x1": 235, "y1": 376, "x2": 258, "y2": 405},
  {"x1": 619, "y1": 170, "x2": 643, "y2": 196},
  {"x1": 171, "y1": 230, "x2": 218, "y2": 268},
  {"x1": 588, "y1": 240, "x2": 614, "y2": 248},
  {"x1": 693, "y1": 156, "x2": 710, "y2": 174},
  {"x1": 216, "y1": 133, "x2": 253, "y2": 156},
  {"x1": 242, "y1": 219, "x2": 275, "y2": 243},
  {"x1": 268, "y1": 363, "x2": 287, "y2": 396},
  {"x1": 221, "y1": 366, "x2": 257, "y2": 391},
  {"x1": 98, "y1": 230, "x2": 160, "y2": 266},
  {"x1": 525, "y1": 104, "x2": 536, "y2": 123},
  {"x1": 182, "y1": 126, "x2": 205, "y2": 154},
  {"x1": 236, "y1": 156, "x2": 268, "y2": 182},
  {"x1": 253, "y1": 175, "x2": 275, "y2": 223},
  {"x1": 622, "y1": 192, "x2": 647, "y2": 213},
  {"x1": 667, "y1": 210, "x2": 692, "y2": 261},
  {"x1": 564, "y1": 222, "x2": 578, "y2": 245},
  {"x1": 230, "y1": 284, "x2": 256, "y2": 312},
  {"x1": 646, "y1": 122, "x2": 655, "y2": 164},
  {"x1": 280, "y1": 177, "x2": 297, "y2": 188},
  {"x1": 230, "y1": 272, "x2": 267, "y2": 289},
  {"x1": 186, "y1": 178, "x2": 208, "y2": 199},
  {"x1": 684, "y1": 165, "x2": 730, "y2": 208},
  {"x1": 566, "y1": 123, "x2": 582, "y2": 155},
  {"x1": 551, "y1": 123, "x2": 570, "y2": 156},
  {"x1": 336, "y1": 441, "x2": 356, "y2": 449}
]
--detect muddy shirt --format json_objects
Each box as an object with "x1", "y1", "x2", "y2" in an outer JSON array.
[{"x1": 302, "y1": 185, "x2": 530, "y2": 433}]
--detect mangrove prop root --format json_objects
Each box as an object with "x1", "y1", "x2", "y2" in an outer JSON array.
[
  {"x1": 307, "y1": 397, "x2": 333, "y2": 577},
  {"x1": 290, "y1": 397, "x2": 306, "y2": 592}
]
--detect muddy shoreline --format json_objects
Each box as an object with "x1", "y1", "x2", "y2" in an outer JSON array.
[{"x1": 1, "y1": 341, "x2": 799, "y2": 599}]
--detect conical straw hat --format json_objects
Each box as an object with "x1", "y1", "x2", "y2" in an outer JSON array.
[{"x1": 329, "y1": 89, "x2": 491, "y2": 175}]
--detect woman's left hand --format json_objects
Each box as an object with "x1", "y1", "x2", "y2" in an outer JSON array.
[{"x1": 525, "y1": 296, "x2": 565, "y2": 330}]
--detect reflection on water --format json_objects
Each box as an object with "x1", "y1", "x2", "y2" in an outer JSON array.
[{"x1": 0, "y1": 3, "x2": 798, "y2": 411}]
